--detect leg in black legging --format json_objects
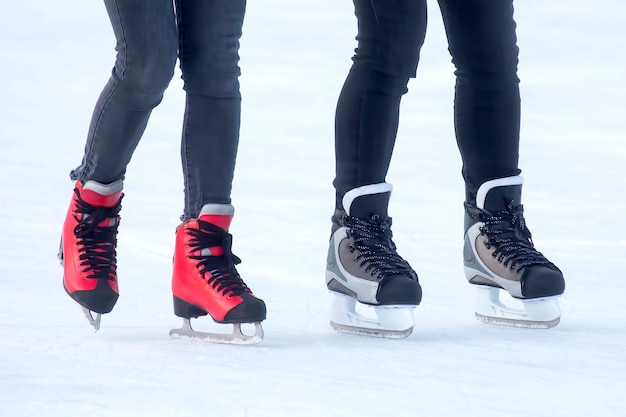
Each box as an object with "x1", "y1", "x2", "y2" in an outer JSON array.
[
  {"x1": 438, "y1": 0, "x2": 522, "y2": 202},
  {"x1": 334, "y1": 0, "x2": 427, "y2": 210}
]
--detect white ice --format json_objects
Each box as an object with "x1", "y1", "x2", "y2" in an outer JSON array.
[{"x1": 1, "y1": 1, "x2": 625, "y2": 416}]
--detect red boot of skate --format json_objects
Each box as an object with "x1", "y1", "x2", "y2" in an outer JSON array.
[
  {"x1": 170, "y1": 204, "x2": 266, "y2": 344},
  {"x1": 59, "y1": 180, "x2": 123, "y2": 331}
]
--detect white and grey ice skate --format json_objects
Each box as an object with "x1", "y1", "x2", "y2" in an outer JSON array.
[
  {"x1": 325, "y1": 183, "x2": 422, "y2": 338},
  {"x1": 463, "y1": 176, "x2": 565, "y2": 328}
]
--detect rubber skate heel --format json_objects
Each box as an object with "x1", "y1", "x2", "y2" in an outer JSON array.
[
  {"x1": 170, "y1": 204, "x2": 266, "y2": 344},
  {"x1": 173, "y1": 296, "x2": 208, "y2": 319}
]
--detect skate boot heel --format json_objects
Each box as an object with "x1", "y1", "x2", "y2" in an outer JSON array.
[{"x1": 173, "y1": 296, "x2": 208, "y2": 319}]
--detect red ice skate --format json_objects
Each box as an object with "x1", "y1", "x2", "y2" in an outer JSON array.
[
  {"x1": 59, "y1": 180, "x2": 123, "y2": 331},
  {"x1": 170, "y1": 204, "x2": 266, "y2": 344}
]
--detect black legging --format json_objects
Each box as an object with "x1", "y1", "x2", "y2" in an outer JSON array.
[{"x1": 334, "y1": 0, "x2": 522, "y2": 208}]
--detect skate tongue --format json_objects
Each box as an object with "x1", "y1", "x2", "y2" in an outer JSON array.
[
  {"x1": 80, "y1": 180, "x2": 123, "y2": 208},
  {"x1": 343, "y1": 184, "x2": 392, "y2": 219},
  {"x1": 198, "y1": 204, "x2": 234, "y2": 231},
  {"x1": 483, "y1": 185, "x2": 522, "y2": 211},
  {"x1": 350, "y1": 193, "x2": 390, "y2": 219},
  {"x1": 200, "y1": 247, "x2": 224, "y2": 256},
  {"x1": 476, "y1": 177, "x2": 523, "y2": 211}
]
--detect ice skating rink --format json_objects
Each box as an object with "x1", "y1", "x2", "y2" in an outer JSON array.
[{"x1": 1, "y1": 1, "x2": 624, "y2": 416}]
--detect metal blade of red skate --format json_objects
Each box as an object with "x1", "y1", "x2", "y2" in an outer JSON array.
[
  {"x1": 82, "y1": 307, "x2": 102, "y2": 332},
  {"x1": 169, "y1": 319, "x2": 264, "y2": 345}
]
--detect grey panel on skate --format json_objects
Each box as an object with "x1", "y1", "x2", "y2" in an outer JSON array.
[
  {"x1": 326, "y1": 237, "x2": 339, "y2": 273},
  {"x1": 325, "y1": 237, "x2": 343, "y2": 283},
  {"x1": 463, "y1": 233, "x2": 490, "y2": 278},
  {"x1": 326, "y1": 233, "x2": 379, "y2": 304},
  {"x1": 326, "y1": 236, "x2": 358, "y2": 296},
  {"x1": 464, "y1": 226, "x2": 524, "y2": 298}
]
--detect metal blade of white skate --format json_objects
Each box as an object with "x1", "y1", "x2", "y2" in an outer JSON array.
[
  {"x1": 474, "y1": 286, "x2": 561, "y2": 329},
  {"x1": 330, "y1": 293, "x2": 415, "y2": 339},
  {"x1": 169, "y1": 319, "x2": 264, "y2": 345},
  {"x1": 81, "y1": 307, "x2": 101, "y2": 332}
]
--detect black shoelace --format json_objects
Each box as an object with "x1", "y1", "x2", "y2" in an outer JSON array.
[
  {"x1": 73, "y1": 189, "x2": 122, "y2": 281},
  {"x1": 186, "y1": 220, "x2": 250, "y2": 297},
  {"x1": 343, "y1": 214, "x2": 417, "y2": 281},
  {"x1": 465, "y1": 201, "x2": 556, "y2": 273}
]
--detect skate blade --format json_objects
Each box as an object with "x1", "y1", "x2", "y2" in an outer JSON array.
[
  {"x1": 330, "y1": 321, "x2": 413, "y2": 339},
  {"x1": 329, "y1": 293, "x2": 415, "y2": 339},
  {"x1": 474, "y1": 286, "x2": 561, "y2": 329},
  {"x1": 82, "y1": 307, "x2": 102, "y2": 332},
  {"x1": 169, "y1": 319, "x2": 264, "y2": 345}
]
